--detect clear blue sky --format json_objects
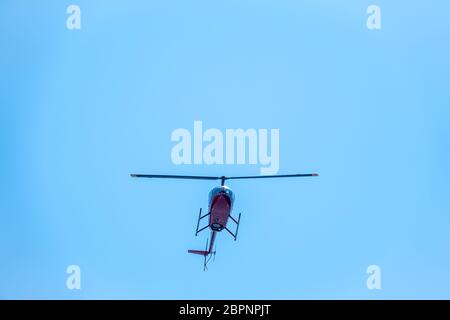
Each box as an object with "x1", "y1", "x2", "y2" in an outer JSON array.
[{"x1": 1, "y1": 0, "x2": 450, "y2": 299}]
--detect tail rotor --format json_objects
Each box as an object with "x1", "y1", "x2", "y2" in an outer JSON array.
[
  {"x1": 188, "y1": 231, "x2": 218, "y2": 271},
  {"x1": 203, "y1": 239, "x2": 218, "y2": 271},
  {"x1": 203, "y1": 238, "x2": 209, "y2": 271}
]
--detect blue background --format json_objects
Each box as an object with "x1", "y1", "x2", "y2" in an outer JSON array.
[{"x1": 1, "y1": 0, "x2": 450, "y2": 299}]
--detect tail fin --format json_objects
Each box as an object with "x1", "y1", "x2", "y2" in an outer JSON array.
[
  {"x1": 188, "y1": 249, "x2": 209, "y2": 256},
  {"x1": 188, "y1": 233, "x2": 217, "y2": 270},
  {"x1": 188, "y1": 235, "x2": 210, "y2": 257}
]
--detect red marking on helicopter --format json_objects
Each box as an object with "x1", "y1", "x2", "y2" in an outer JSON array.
[{"x1": 130, "y1": 173, "x2": 318, "y2": 270}]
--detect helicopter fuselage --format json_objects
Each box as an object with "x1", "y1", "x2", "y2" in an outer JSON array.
[{"x1": 208, "y1": 186, "x2": 234, "y2": 232}]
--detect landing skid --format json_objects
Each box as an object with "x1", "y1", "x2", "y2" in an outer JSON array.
[
  {"x1": 195, "y1": 208, "x2": 210, "y2": 236},
  {"x1": 194, "y1": 208, "x2": 242, "y2": 241},
  {"x1": 225, "y1": 212, "x2": 242, "y2": 241}
]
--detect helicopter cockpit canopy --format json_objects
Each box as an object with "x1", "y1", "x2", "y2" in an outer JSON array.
[{"x1": 208, "y1": 186, "x2": 235, "y2": 208}]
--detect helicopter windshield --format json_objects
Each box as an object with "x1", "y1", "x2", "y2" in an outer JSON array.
[{"x1": 208, "y1": 186, "x2": 235, "y2": 207}]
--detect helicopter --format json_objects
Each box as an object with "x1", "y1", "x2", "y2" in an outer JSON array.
[{"x1": 130, "y1": 173, "x2": 318, "y2": 270}]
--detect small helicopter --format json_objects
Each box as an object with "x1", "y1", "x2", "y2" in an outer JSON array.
[{"x1": 130, "y1": 173, "x2": 318, "y2": 270}]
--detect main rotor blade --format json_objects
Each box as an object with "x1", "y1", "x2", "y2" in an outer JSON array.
[
  {"x1": 130, "y1": 174, "x2": 220, "y2": 180},
  {"x1": 130, "y1": 173, "x2": 319, "y2": 182},
  {"x1": 225, "y1": 173, "x2": 318, "y2": 180}
]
